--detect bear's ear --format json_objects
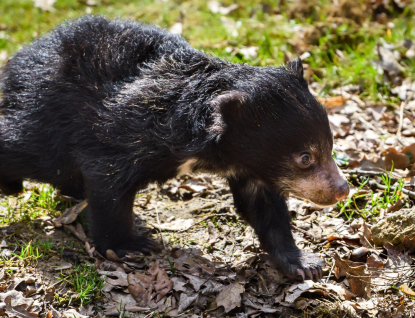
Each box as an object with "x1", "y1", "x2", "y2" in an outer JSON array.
[
  {"x1": 286, "y1": 58, "x2": 304, "y2": 78},
  {"x1": 209, "y1": 91, "x2": 248, "y2": 140}
]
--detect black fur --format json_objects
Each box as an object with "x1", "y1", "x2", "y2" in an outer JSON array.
[{"x1": 0, "y1": 16, "x2": 336, "y2": 280}]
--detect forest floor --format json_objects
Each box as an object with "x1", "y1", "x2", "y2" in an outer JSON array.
[{"x1": 1, "y1": 0, "x2": 415, "y2": 317}]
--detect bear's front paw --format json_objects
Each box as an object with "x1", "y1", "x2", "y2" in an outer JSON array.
[{"x1": 274, "y1": 251, "x2": 324, "y2": 282}]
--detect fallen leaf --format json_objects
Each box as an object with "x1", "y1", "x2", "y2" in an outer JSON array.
[
  {"x1": 127, "y1": 273, "x2": 152, "y2": 306},
  {"x1": 334, "y1": 253, "x2": 371, "y2": 299},
  {"x1": 61, "y1": 309, "x2": 88, "y2": 318},
  {"x1": 384, "y1": 147, "x2": 410, "y2": 170},
  {"x1": 400, "y1": 283, "x2": 415, "y2": 296},
  {"x1": 153, "y1": 268, "x2": 173, "y2": 302},
  {"x1": 182, "y1": 273, "x2": 205, "y2": 292},
  {"x1": 402, "y1": 143, "x2": 415, "y2": 162},
  {"x1": 216, "y1": 283, "x2": 244, "y2": 313},
  {"x1": 151, "y1": 219, "x2": 194, "y2": 231},
  {"x1": 4, "y1": 296, "x2": 38, "y2": 318},
  {"x1": 177, "y1": 293, "x2": 198, "y2": 313},
  {"x1": 317, "y1": 96, "x2": 350, "y2": 107},
  {"x1": 52, "y1": 200, "x2": 88, "y2": 226},
  {"x1": 283, "y1": 281, "x2": 314, "y2": 303},
  {"x1": 179, "y1": 178, "x2": 208, "y2": 193}
]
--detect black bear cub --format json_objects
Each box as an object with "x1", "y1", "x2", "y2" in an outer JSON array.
[{"x1": 0, "y1": 16, "x2": 349, "y2": 281}]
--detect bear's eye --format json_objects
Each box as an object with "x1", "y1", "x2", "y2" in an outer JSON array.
[{"x1": 301, "y1": 154, "x2": 311, "y2": 166}]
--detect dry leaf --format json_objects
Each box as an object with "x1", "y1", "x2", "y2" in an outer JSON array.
[
  {"x1": 4, "y1": 296, "x2": 38, "y2": 318},
  {"x1": 182, "y1": 273, "x2": 205, "y2": 292},
  {"x1": 216, "y1": 283, "x2": 244, "y2": 313},
  {"x1": 127, "y1": 273, "x2": 152, "y2": 306},
  {"x1": 402, "y1": 143, "x2": 415, "y2": 162},
  {"x1": 52, "y1": 200, "x2": 88, "y2": 226},
  {"x1": 400, "y1": 283, "x2": 415, "y2": 296},
  {"x1": 317, "y1": 96, "x2": 350, "y2": 107},
  {"x1": 151, "y1": 219, "x2": 194, "y2": 231},
  {"x1": 384, "y1": 147, "x2": 410, "y2": 170},
  {"x1": 177, "y1": 293, "x2": 198, "y2": 314},
  {"x1": 154, "y1": 268, "x2": 173, "y2": 302},
  {"x1": 334, "y1": 253, "x2": 371, "y2": 299}
]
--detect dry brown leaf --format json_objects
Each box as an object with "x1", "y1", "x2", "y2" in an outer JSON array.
[
  {"x1": 177, "y1": 293, "x2": 198, "y2": 314},
  {"x1": 63, "y1": 222, "x2": 87, "y2": 242},
  {"x1": 154, "y1": 268, "x2": 173, "y2": 302},
  {"x1": 384, "y1": 147, "x2": 410, "y2": 170},
  {"x1": 52, "y1": 200, "x2": 88, "y2": 226},
  {"x1": 171, "y1": 277, "x2": 187, "y2": 292},
  {"x1": 61, "y1": 309, "x2": 88, "y2": 318},
  {"x1": 216, "y1": 283, "x2": 244, "y2": 313},
  {"x1": 127, "y1": 273, "x2": 152, "y2": 306},
  {"x1": 104, "y1": 303, "x2": 148, "y2": 316},
  {"x1": 386, "y1": 198, "x2": 403, "y2": 213},
  {"x1": 384, "y1": 236, "x2": 415, "y2": 268},
  {"x1": 367, "y1": 254, "x2": 386, "y2": 269},
  {"x1": 150, "y1": 219, "x2": 194, "y2": 231},
  {"x1": 400, "y1": 283, "x2": 415, "y2": 296},
  {"x1": 179, "y1": 178, "x2": 208, "y2": 193},
  {"x1": 283, "y1": 281, "x2": 314, "y2": 303},
  {"x1": 0, "y1": 291, "x2": 34, "y2": 308},
  {"x1": 317, "y1": 96, "x2": 350, "y2": 107},
  {"x1": 402, "y1": 143, "x2": 415, "y2": 162},
  {"x1": 101, "y1": 267, "x2": 129, "y2": 292},
  {"x1": 4, "y1": 296, "x2": 38, "y2": 318},
  {"x1": 334, "y1": 253, "x2": 371, "y2": 299},
  {"x1": 182, "y1": 273, "x2": 205, "y2": 292},
  {"x1": 359, "y1": 222, "x2": 374, "y2": 248}
]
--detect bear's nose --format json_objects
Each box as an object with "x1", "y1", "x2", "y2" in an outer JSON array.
[{"x1": 335, "y1": 181, "x2": 349, "y2": 201}]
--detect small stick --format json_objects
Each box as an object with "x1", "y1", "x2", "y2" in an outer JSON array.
[
  {"x1": 397, "y1": 90, "x2": 415, "y2": 139},
  {"x1": 369, "y1": 180, "x2": 415, "y2": 198},
  {"x1": 155, "y1": 207, "x2": 166, "y2": 249},
  {"x1": 343, "y1": 169, "x2": 402, "y2": 182},
  {"x1": 325, "y1": 261, "x2": 335, "y2": 283},
  {"x1": 178, "y1": 213, "x2": 233, "y2": 233}
]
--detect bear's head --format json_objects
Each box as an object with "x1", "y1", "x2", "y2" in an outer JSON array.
[{"x1": 210, "y1": 58, "x2": 349, "y2": 206}]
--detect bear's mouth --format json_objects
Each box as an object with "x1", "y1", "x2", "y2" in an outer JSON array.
[{"x1": 289, "y1": 191, "x2": 340, "y2": 207}]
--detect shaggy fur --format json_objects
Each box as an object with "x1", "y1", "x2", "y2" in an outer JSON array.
[{"x1": 0, "y1": 16, "x2": 347, "y2": 281}]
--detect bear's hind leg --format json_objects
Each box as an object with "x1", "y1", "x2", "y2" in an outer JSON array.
[{"x1": 0, "y1": 176, "x2": 23, "y2": 195}]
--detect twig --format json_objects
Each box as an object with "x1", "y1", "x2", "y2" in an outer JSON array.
[
  {"x1": 358, "y1": 116, "x2": 378, "y2": 132},
  {"x1": 397, "y1": 99, "x2": 405, "y2": 139},
  {"x1": 291, "y1": 225, "x2": 313, "y2": 237},
  {"x1": 343, "y1": 169, "x2": 402, "y2": 182},
  {"x1": 178, "y1": 213, "x2": 233, "y2": 233},
  {"x1": 155, "y1": 207, "x2": 166, "y2": 249},
  {"x1": 325, "y1": 261, "x2": 335, "y2": 283},
  {"x1": 397, "y1": 89, "x2": 415, "y2": 139},
  {"x1": 369, "y1": 180, "x2": 415, "y2": 198}
]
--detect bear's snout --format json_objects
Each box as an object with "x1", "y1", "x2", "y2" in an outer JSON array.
[{"x1": 334, "y1": 180, "x2": 349, "y2": 201}]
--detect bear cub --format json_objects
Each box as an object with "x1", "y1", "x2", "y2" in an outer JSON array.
[{"x1": 0, "y1": 16, "x2": 349, "y2": 281}]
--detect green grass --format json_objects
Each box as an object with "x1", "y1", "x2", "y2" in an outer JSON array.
[
  {"x1": 0, "y1": 0, "x2": 414, "y2": 103},
  {"x1": 57, "y1": 263, "x2": 105, "y2": 306},
  {"x1": 11, "y1": 241, "x2": 43, "y2": 261},
  {"x1": 337, "y1": 168, "x2": 406, "y2": 221},
  {"x1": 0, "y1": 184, "x2": 68, "y2": 225}
]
